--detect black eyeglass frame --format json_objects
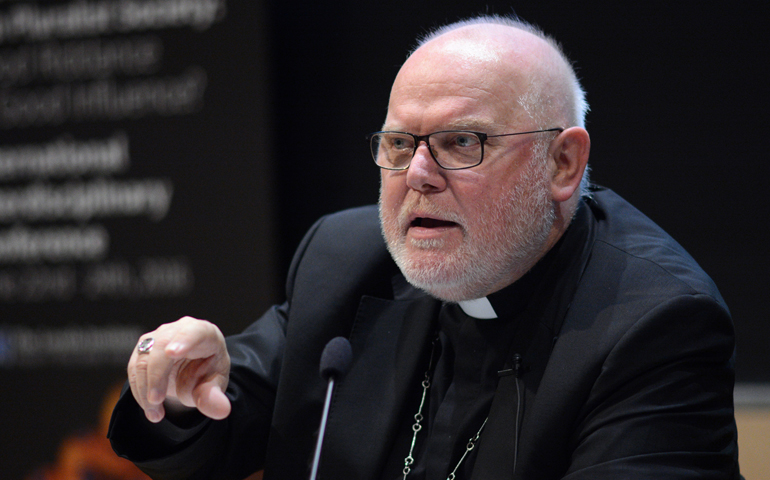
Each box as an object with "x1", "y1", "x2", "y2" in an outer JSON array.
[{"x1": 367, "y1": 127, "x2": 564, "y2": 171}]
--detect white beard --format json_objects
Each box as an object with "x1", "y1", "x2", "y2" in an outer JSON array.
[{"x1": 379, "y1": 152, "x2": 555, "y2": 302}]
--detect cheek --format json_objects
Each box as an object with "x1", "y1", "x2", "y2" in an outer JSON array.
[
  {"x1": 450, "y1": 175, "x2": 494, "y2": 213},
  {"x1": 453, "y1": 169, "x2": 524, "y2": 225},
  {"x1": 468, "y1": 159, "x2": 529, "y2": 200},
  {"x1": 379, "y1": 174, "x2": 407, "y2": 207}
]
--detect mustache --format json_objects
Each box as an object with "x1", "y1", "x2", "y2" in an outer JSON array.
[{"x1": 397, "y1": 195, "x2": 464, "y2": 227}]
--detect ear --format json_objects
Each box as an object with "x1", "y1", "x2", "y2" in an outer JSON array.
[{"x1": 548, "y1": 127, "x2": 590, "y2": 203}]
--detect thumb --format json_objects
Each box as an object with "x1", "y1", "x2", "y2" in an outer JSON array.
[{"x1": 194, "y1": 382, "x2": 232, "y2": 420}]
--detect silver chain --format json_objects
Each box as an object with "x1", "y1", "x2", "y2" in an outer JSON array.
[
  {"x1": 402, "y1": 337, "x2": 437, "y2": 479},
  {"x1": 402, "y1": 336, "x2": 489, "y2": 480},
  {"x1": 446, "y1": 417, "x2": 487, "y2": 480}
]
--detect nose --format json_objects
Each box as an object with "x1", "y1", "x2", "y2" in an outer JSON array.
[{"x1": 405, "y1": 142, "x2": 447, "y2": 193}]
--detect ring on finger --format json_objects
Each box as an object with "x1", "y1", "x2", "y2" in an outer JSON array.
[{"x1": 137, "y1": 337, "x2": 155, "y2": 354}]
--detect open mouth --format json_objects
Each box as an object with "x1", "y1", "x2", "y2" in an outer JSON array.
[{"x1": 411, "y1": 217, "x2": 458, "y2": 229}]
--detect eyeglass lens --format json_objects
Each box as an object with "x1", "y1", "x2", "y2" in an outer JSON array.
[{"x1": 370, "y1": 131, "x2": 483, "y2": 170}]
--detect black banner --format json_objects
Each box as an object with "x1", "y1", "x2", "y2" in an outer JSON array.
[{"x1": 0, "y1": 1, "x2": 276, "y2": 478}]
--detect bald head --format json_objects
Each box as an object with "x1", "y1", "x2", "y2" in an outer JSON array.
[{"x1": 401, "y1": 17, "x2": 585, "y2": 130}]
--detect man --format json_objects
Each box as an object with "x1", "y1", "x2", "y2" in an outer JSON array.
[{"x1": 109, "y1": 15, "x2": 741, "y2": 480}]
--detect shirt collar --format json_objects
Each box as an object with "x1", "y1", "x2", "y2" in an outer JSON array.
[{"x1": 458, "y1": 297, "x2": 498, "y2": 319}]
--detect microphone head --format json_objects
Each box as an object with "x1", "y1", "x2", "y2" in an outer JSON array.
[{"x1": 319, "y1": 337, "x2": 353, "y2": 381}]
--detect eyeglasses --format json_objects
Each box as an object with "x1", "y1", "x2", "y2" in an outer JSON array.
[{"x1": 367, "y1": 128, "x2": 563, "y2": 170}]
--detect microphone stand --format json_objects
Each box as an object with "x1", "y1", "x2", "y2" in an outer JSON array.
[{"x1": 309, "y1": 376, "x2": 336, "y2": 480}]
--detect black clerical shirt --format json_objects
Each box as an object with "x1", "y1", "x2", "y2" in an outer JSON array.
[{"x1": 380, "y1": 238, "x2": 562, "y2": 480}]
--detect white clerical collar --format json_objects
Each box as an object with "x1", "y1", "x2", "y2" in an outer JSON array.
[{"x1": 457, "y1": 297, "x2": 498, "y2": 319}]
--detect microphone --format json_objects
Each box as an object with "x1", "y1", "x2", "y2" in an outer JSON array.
[
  {"x1": 309, "y1": 337, "x2": 353, "y2": 480},
  {"x1": 319, "y1": 336, "x2": 353, "y2": 382}
]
